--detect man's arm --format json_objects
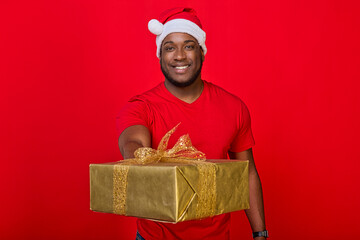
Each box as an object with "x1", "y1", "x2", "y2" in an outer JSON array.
[
  {"x1": 118, "y1": 125, "x2": 151, "y2": 159},
  {"x1": 229, "y1": 148, "x2": 267, "y2": 240}
]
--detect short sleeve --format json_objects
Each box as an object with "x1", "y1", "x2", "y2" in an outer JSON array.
[
  {"x1": 229, "y1": 101, "x2": 255, "y2": 152},
  {"x1": 116, "y1": 99, "x2": 150, "y2": 139}
]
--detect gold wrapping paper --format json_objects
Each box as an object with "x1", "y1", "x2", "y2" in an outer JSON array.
[
  {"x1": 90, "y1": 124, "x2": 249, "y2": 222},
  {"x1": 90, "y1": 159, "x2": 249, "y2": 223}
]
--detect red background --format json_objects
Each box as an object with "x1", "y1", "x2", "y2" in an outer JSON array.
[{"x1": 1, "y1": 0, "x2": 360, "y2": 239}]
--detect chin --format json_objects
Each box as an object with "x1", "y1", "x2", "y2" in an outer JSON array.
[{"x1": 167, "y1": 77, "x2": 197, "y2": 87}]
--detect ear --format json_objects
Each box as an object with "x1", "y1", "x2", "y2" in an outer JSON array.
[{"x1": 200, "y1": 48, "x2": 205, "y2": 62}]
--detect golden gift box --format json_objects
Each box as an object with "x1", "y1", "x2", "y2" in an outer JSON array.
[
  {"x1": 90, "y1": 124, "x2": 249, "y2": 223},
  {"x1": 90, "y1": 159, "x2": 249, "y2": 223}
]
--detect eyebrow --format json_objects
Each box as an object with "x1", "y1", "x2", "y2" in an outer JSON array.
[
  {"x1": 163, "y1": 41, "x2": 174, "y2": 46},
  {"x1": 163, "y1": 40, "x2": 197, "y2": 46}
]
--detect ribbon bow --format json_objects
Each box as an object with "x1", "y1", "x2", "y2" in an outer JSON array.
[
  {"x1": 113, "y1": 123, "x2": 215, "y2": 220},
  {"x1": 132, "y1": 123, "x2": 206, "y2": 164}
]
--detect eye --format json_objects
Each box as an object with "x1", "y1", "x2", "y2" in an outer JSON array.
[
  {"x1": 164, "y1": 46, "x2": 175, "y2": 51},
  {"x1": 185, "y1": 45, "x2": 195, "y2": 50}
]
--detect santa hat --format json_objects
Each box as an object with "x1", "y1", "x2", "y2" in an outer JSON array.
[{"x1": 148, "y1": 7, "x2": 207, "y2": 58}]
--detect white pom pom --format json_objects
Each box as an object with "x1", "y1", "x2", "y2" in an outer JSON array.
[{"x1": 148, "y1": 19, "x2": 163, "y2": 35}]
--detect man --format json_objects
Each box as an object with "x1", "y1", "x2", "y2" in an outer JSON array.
[{"x1": 116, "y1": 7, "x2": 267, "y2": 240}]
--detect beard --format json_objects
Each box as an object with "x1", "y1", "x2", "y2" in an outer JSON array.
[{"x1": 160, "y1": 58, "x2": 203, "y2": 88}]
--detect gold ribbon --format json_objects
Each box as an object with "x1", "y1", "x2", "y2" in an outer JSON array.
[{"x1": 113, "y1": 123, "x2": 217, "y2": 220}]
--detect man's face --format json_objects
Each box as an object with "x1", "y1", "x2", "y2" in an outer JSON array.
[{"x1": 160, "y1": 32, "x2": 204, "y2": 88}]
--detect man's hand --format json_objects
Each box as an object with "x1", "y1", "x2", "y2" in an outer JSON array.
[
  {"x1": 229, "y1": 149, "x2": 267, "y2": 237},
  {"x1": 118, "y1": 125, "x2": 151, "y2": 159}
]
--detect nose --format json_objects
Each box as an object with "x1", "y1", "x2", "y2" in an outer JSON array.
[{"x1": 174, "y1": 48, "x2": 186, "y2": 61}]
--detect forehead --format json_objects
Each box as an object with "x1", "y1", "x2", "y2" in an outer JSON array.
[{"x1": 162, "y1": 32, "x2": 198, "y2": 45}]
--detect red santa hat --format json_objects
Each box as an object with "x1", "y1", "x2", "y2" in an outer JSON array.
[{"x1": 148, "y1": 7, "x2": 207, "y2": 58}]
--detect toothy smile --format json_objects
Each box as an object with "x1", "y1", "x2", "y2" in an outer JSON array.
[{"x1": 174, "y1": 65, "x2": 190, "y2": 69}]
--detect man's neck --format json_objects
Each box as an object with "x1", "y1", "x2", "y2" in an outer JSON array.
[{"x1": 164, "y1": 78, "x2": 204, "y2": 104}]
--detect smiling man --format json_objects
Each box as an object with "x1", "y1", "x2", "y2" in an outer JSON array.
[{"x1": 116, "y1": 8, "x2": 267, "y2": 240}]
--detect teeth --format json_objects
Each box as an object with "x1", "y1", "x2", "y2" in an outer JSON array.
[{"x1": 175, "y1": 65, "x2": 189, "y2": 69}]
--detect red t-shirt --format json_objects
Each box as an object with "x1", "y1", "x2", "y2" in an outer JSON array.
[{"x1": 116, "y1": 80, "x2": 255, "y2": 240}]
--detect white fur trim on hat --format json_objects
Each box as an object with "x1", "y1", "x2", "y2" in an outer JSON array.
[{"x1": 148, "y1": 18, "x2": 207, "y2": 58}]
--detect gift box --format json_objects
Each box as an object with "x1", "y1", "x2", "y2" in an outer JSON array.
[{"x1": 90, "y1": 159, "x2": 249, "y2": 223}]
